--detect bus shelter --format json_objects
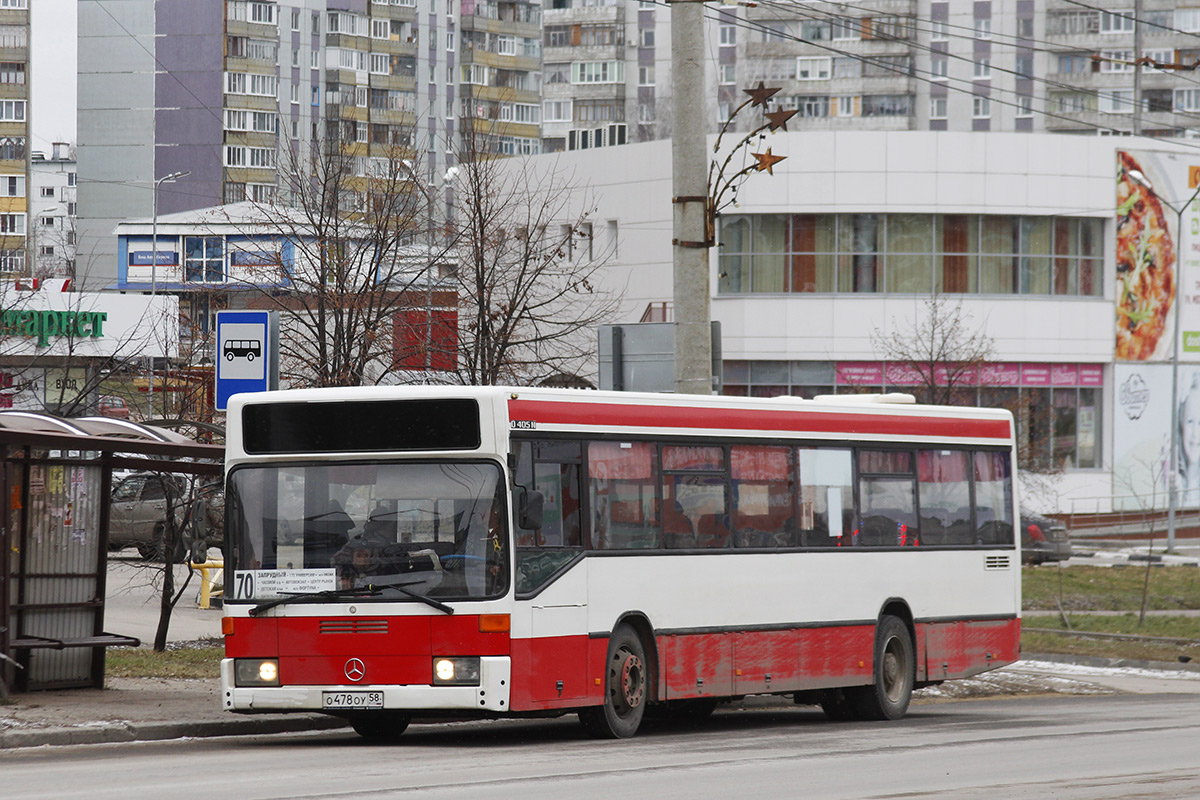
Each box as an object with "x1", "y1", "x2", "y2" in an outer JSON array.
[{"x1": 0, "y1": 413, "x2": 223, "y2": 695}]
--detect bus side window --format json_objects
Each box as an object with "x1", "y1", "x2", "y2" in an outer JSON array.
[
  {"x1": 588, "y1": 441, "x2": 660, "y2": 550},
  {"x1": 731, "y1": 444, "x2": 795, "y2": 547},
  {"x1": 796, "y1": 447, "x2": 852, "y2": 547},
  {"x1": 857, "y1": 450, "x2": 919, "y2": 547},
  {"x1": 917, "y1": 450, "x2": 972, "y2": 546},
  {"x1": 973, "y1": 451, "x2": 1014, "y2": 545}
]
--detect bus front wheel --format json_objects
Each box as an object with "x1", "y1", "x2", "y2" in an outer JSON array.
[
  {"x1": 852, "y1": 615, "x2": 914, "y2": 721},
  {"x1": 579, "y1": 624, "x2": 647, "y2": 739}
]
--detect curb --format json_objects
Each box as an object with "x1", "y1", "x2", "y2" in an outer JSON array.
[
  {"x1": 0, "y1": 713, "x2": 349, "y2": 750},
  {"x1": 1021, "y1": 652, "x2": 1200, "y2": 674}
]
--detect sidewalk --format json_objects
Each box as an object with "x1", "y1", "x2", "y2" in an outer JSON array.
[
  {"x1": 0, "y1": 677, "x2": 347, "y2": 748},
  {"x1": 4, "y1": 656, "x2": 1200, "y2": 750}
]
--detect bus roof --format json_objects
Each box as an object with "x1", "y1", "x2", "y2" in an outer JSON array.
[{"x1": 226, "y1": 385, "x2": 1014, "y2": 464}]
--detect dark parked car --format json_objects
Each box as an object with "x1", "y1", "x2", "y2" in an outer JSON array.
[
  {"x1": 1020, "y1": 512, "x2": 1072, "y2": 565},
  {"x1": 108, "y1": 472, "x2": 224, "y2": 562}
]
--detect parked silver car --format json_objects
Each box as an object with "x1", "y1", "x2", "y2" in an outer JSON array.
[{"x1": 108, "y1": 472, "x2": 224, "y2": 562}]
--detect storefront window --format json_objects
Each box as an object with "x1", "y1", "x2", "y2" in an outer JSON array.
[{"x1": 718, "y1": 214, "x2": 1104, "y2": 298}]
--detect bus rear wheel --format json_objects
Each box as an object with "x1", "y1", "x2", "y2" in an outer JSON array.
[
  {"x1": 348, "y1": 712, "x2": 411, "y2": 741},
  {"x1": 851, "y1": 615, "x2": 914, "y2": 721},
  {"x1": 579, "y1": 624, "x2": 647, "y2": 739}
]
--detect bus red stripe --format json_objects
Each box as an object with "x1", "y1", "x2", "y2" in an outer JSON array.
[{"x1": 508, "y1": 399, "x2": 1011, "y2": 441}]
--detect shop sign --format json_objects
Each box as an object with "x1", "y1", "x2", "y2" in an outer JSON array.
[{"x1": 0, "y1": 309, "x2": 107, "y2": 348}]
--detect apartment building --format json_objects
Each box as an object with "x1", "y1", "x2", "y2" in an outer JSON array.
[
  {"x1": 78, "y1": 0, "x2": 543, "y2": 289},
  {"x1": 1043, "y1": 1, "x2": 1200, "y2": 136},
  {"x1": 28, "y1": 142, "x2": 75, "y2": 279},
  {"x1": 0, "y1": 0, "x2": 26, "y2": 278}
]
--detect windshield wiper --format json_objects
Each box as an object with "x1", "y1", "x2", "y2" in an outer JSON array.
[
  {"x1": 374, "y1": 580, "x2": 455, "y2": 615},
  {"x1": 249, "y1": 585, "x2": 382, "y2": 617}
]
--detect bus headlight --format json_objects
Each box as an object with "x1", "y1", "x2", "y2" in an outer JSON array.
[
  {"x1": 235, "y1": 658, "x2": 280, "y2": 686},
  {"x1": 432, "y1": 657, "x2": 480, "y2": 686}
]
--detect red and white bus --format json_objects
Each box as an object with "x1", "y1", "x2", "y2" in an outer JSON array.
[{"x1": 220, "y1": 386, "x2": 1021, "y2": 739}]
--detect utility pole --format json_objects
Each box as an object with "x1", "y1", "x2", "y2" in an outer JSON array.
[
  {"x1": 671, "y1": 0, "x2": 713, "y2": 395},
  {"x1": 1133, "y1": 0, "x2": 1143, "y2": 135}
]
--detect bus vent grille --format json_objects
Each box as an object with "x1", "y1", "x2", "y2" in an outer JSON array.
[
  {"x1": 319, "y1": 620, "x2": 389, "y2": 634},
  {"x1": 984, "y1": 555, "x2": 1011, "y2": 571}
]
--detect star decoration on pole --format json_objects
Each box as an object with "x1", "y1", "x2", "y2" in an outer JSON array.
[
  {"x1": 765, "y1": 108, "x2": 798, "y2": 132},
  {"x1": 743, "y1": 81, "x2": 781, "y2": 109},
  {"x1": 752, "y1": 148, "x2": 786, "y2": 175}
]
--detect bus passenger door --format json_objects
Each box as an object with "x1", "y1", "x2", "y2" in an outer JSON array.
[{"x1": 511, "y1": 439, "x2": 588, "y2": 706}]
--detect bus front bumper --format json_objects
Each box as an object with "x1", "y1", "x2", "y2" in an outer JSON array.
[{"x1": 220, "y1": 656, "x2": 511, "y2": 714}]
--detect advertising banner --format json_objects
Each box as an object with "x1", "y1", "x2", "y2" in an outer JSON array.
[
  {"x1": 1112, "y1": 362, "x2": 1200, "y2": 511},
  {"x1": 1115, "y1": 149, "x2": 1200, "y2": 362}
]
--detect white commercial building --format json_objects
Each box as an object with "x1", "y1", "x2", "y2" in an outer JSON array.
[{"x1": 537, "y1": 130, "x2": 1200, "y2": 516}]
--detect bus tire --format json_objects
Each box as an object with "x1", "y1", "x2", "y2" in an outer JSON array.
[
  {"x1": 578, "y1": 624, "x2": 647, "y2": 739},
  {"x1": 349, "y1": 712, "x2": 411, "y2": 741},
  {"x1": 852, "y1": 615, "x2": 914, "y2": 721}
]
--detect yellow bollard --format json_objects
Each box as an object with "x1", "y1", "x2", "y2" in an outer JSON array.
[{"x1": 190, "y1": 560, "x2": 224, "y2": 610}]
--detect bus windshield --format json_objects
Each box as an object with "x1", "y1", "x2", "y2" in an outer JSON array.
[{"x1": 226, "y1": 461, "x2": 508, "y2": 602}]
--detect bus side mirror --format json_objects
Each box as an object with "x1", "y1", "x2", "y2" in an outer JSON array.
[{"x1": 518, "y1": 489, "x2": 544, "y2": 530}]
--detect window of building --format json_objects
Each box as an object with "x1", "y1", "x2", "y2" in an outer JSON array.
[
  {"x1": 797, "y1": 96, "x2": 829, "y2": 118},
  {"x1": 800, "y1": 20, "x2": 830, "y2": 41},
  {"x1": 184, "y1": 236, "x2": 224, "y2": 282},
  {"x1": 0, "y1": 100, "x2": 25, "y2": 122},
  {"x1": 929, "y1": 97, "x2": 947, "y2": 120},
  {"x1": 719, "y1": 23, "x2": 736, "y2": 45},
  {"x1": 1099, "y1": 90, "x2": 1134, "y2": 113},
  {"x1": 639, "y1": 65, "x2": 655, "y2": 86},
  {"x1": 832, "y1": 18, "x2": 861, "y2": 40},
  {"x1": 1100, "y1": 9, "x2": 1134, "y2": 33},
  {"x1": 0, "y1": 62, "x2": 24, "y2": 84},
  {"x1": 861, "y1": 95, "x2": 911, "y2": 116},
  {"x1": 640, "y1": 28, "x2": 655, "y2": 48},
  {"x1": 973, "y1": 59, "x2": 991, "y2": 79},
  {"x1": 0, "y1": 213, "x2": 24, "y2": 235},
  {"x1": 1016, "y1": 95, "x2": 1034, "y2": 118},
  {"x1": 972, "y1": 96, "x2": 991, "y2": 118},
  {"x1": 717, "y1": 214, "x2": 1103, "y2": 298},
  {"x1": 39, "y1": 186, "x2": 53, "y2": 198},
  {"x1": 974, "y1": 17, "x2": 991, "y2": 39},
  {"x1": 837, "y1": 96, "x2": 855, "y2": 116},
  {"x1": 796, "y1": 56, "x2": 831, "y2": 80},
  {"x1": 571, "y1": 61, "x2": 624, "y2": 84},
  {"x1": 544, "y1": 99, "x2": 573, "y2": 122},
  {"x1": 1100, "y1": 50, "x2": 1134, "y2": 73},
  {"x1": 1179, "y1": 8, "x2": 1200, "y2": 32},
  {"x1": 719, "y1": 64, "x2": 736, "y2": 85},
  {"x1": 1015, "y1": 53, "x2": 1033, "y2": 77},
  {"x1": 0, "y1": 26, "x2": 25, "y2": 48},
  {"x1": 931, "y1": 57, "x2": 947, "y2": 81},
  {"x1": 929, "y1": 20, "x2": 948, "y2": 41}
]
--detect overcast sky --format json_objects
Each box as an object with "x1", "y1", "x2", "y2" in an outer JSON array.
[{"x1": 30, "y1": 0, "x2": 77, "y2": 154}]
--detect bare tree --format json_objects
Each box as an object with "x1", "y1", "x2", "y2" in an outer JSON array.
[
  {"x1": 442, "y1": 125, "x2": 620, "y2": 386},
  {"x1": 222, "y1": 130, "x2": 440, "y2": 388},
  {"x1": 872, "y1": 292, "x2": 996, "y2": 406}
]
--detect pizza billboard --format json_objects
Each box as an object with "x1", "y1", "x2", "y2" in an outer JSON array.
[{"x1": 1116, "y1": 149, "x2": 1200, "y2": 362}]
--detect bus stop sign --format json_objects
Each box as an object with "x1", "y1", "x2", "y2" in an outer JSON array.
[{"x1": 215, "y1": 310, "x2": 279, "y2": 410}]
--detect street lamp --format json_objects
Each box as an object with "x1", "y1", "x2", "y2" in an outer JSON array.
[
  {"x1": 1126, "y1": 168, "x2": 1200, "y2": 554},
  {"x1": 151, "y1": 171, "x2": 189, "y2": 296},
  {"x1": 149, "y1": 170, "x2": 189, "y2": 420}
]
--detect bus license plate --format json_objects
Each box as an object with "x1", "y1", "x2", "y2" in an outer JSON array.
[{"x1": 323, "y1": 691, "x2": 384, "y2": 710}]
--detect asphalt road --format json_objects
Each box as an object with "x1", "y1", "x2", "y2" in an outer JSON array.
[{"x1": 3, "y1": 692, "x2": 1198, "y2": 799}]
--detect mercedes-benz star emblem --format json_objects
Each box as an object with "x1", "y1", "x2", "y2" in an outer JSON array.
[{"x1": 345, "y1": 658, "x2": 366, "y2": 682}]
